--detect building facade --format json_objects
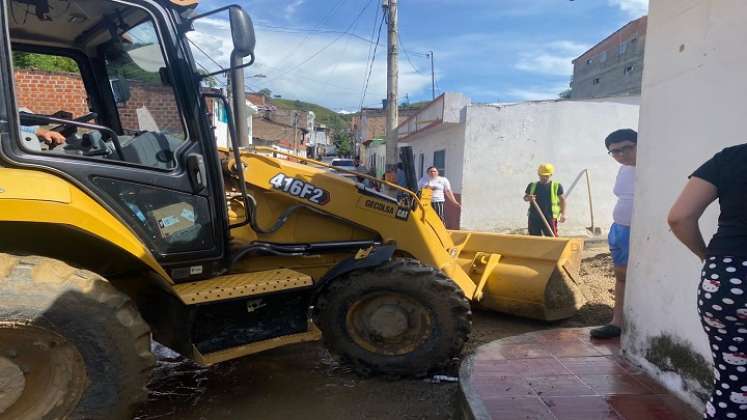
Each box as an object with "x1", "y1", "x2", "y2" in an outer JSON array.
[{"x1": 570, "y1": 16, "x2": 647, "y2": 99}]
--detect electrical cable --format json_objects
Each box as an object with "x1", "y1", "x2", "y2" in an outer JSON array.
[{"x1": 358, "y1": 11, "x2": 385, "y2": 113}]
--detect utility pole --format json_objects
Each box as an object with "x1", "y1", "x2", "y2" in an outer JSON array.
[
  {"x1": 292, "y1": 111, "x2": 299, "y2": 155},
  {"x1": 384, "y1": 0, "x2": 399, "y2": 170},
  {"x1": 428, "y1": 50, "x2": 435, "y2": 100}
]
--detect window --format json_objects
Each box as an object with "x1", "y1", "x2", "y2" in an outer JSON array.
[
  {"x1": 104, "y1": 20, "x2": 186, "y2": 142},
  {"x1": 624, "y1": 65, "x2": 634, "y2": 75},
  {"x1": 418, "y1": 153, "x2": 424, "y2": 178},
  {"x1": 12, "y1": 53, "x2": 88, "y2": 117},
  {"x1": 619, "y1": 42, "x2": 627, "y2": 56},
  {"x1": 586, "y1": 58, "x2": 593, "y2": 65},
  {"x1": 600, "y1": 51, "x2": 608, "y2": 63},
  {"x1": 433, "y1": 149, "x2": 446, "y2": 177},
  {"x1": 593, "y1": 78, "x2": 601, "y2": 85},
  {"x1": 12, "y1": 52, "x2": 90, "y2": 152},
  {"x1": 11, "y1": 9, "x2": 188, "y2": 170}
]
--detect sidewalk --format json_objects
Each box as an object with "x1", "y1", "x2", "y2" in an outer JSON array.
[{"x1": 458, "y1": 327, "x2": 700, "y2": 420}]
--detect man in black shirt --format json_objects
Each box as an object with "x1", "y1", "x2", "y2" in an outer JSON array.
[{"x1": 524, "y1": 163, "x2": 566, "y2": 236}]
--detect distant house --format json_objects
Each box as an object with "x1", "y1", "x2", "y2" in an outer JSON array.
[
  {"x1": 352, "y1": 107, "x2": 420, "y2": 157},
  {"x1": 570, "y1": 16, "x2": 647, "y2": 99},
  {"x1": 250, "y1": 103, "x2": 312, "y2": 157}
]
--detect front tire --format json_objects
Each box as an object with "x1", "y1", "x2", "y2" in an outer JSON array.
[
  {"x1": 0, "y1": 254, "x2": 155, "y2": 420},
  {"x1": 315, "y1": 259, "x2": 471, "y2": 377}
]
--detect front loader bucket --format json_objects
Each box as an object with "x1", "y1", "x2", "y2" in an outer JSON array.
[{"x1": 449, "y1": 231, "x2": 585, "y2": 321}]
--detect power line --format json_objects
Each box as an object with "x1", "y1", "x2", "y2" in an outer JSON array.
[
  {"x1": 270, "y1": 0, "x2": 350, "y2": 70},
  {"x1": 358, "y1": 11, "x2": 386, "y2": 113},
  {"x1": 397, "y1": 33, "x2": 420, "y2": 73},
  {"x1": 256, "y1": 24, "x2": 375, "y2": 45},
  {"x1": 266, "y1": 0, "x2": 377, "y2": 82}
]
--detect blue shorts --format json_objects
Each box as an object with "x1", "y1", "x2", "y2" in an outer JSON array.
[{"x1": 608, "y1": 223, "x2": 631, "y2": 267}]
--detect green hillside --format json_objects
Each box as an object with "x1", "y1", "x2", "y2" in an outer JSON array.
[{"x1": 272, "y1": 98, "x2": 351, "y2": 131}]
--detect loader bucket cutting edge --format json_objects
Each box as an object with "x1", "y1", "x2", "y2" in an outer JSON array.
[{"x1": 448, "y1": 230, "x2": 585, "y2": 321}]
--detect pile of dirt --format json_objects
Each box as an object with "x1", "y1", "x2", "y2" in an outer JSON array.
[{"x1": 562, "y1": 252, "x2": 616, "y2": 327}]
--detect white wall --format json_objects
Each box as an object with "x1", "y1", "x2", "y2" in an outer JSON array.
[
  {"x1": 401, "y1": 123, "x2": 467, "y2": 194},
  {"x1": 624, "y1": 0, "x2": 747, "y2": 409},
  {"x1": 460, "y1": 100, "x2": 640, "y2": 235}
]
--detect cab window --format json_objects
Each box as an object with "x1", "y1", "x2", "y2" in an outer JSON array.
[{"x1": 8, "y1": 0, "x2": 187, "y2": 170}]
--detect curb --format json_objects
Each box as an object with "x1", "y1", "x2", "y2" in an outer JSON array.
[{"x1": 457, "y1": 354, "x2": 490, "y2": 420}]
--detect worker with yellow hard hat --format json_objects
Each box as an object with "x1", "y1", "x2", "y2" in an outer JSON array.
[{"x1": 523, "y1": 163, "x2": 567, "y2": 236}]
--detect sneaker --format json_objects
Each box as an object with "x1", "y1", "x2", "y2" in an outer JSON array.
[{"x1": 590, "y1": 324, "x2": 621, "y2": 339}]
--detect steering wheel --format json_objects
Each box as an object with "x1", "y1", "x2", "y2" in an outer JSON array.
[{"x1": 50, "y1": 111, "x2": 98, "y2": 138}]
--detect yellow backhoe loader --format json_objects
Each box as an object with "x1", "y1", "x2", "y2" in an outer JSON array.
[{"x1": 0, "y1": 1, "x2": 584, "y2": 418}]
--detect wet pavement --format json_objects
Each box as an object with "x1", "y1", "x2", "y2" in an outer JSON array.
[
  {"x1": 135, "y1": 341, "x2": 460, "y2": 420},
  {"x1": 459, "y1": 327, "x2": 700, "y2": 420}
]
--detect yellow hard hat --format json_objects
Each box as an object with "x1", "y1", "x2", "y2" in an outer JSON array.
[{"x1": 537, "y1": 163, "x2": 555, "y2": 176}]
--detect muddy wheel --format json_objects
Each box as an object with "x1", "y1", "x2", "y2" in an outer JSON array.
[
  {"x1": 315, "y1": 259, "x2": 471, "y2": 377},
  {"x1": 0, "y1": 254, "x2": 155, "y2": 420}
]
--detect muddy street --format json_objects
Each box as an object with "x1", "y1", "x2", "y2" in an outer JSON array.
[{"x1": 135, "y1": 244, "x2": 615, "y2": 420}]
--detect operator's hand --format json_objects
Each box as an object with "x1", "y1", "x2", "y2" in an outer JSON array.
[
  {"x1": 524, "y1": 194, "x2": 535, "y2": 202},
  {"x1": 559, "y1": 214, "x2": 567, "y2": 223},
  {"x1": 36, "y1": 129, "x2": 66, "y2": 145}
]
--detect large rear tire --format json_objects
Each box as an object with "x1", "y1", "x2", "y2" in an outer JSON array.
[
  {"x1": 0, "y1": 254, "x2": 155, "y2": 420},
  {"x1": 315, "y1": 259, "x2": 471, "y2": 377}
]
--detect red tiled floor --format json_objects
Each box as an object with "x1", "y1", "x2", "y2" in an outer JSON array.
[
  {"x1": 608, "y1": 395, "x2": 701, "y2": 420},
  {"x1": 476, "y1": 342, "x2": 553, "y2": 360},
  {"x1": 481, "y1": 396, "x2": 556, "y2": 420},
  {"x1": 589, "y1": 337, "x2": 622, "y2": 355},
  {"x1": 474, "y1": 375, "x2": 536, "y2": 398},
  {"x1": 463, "y1": 328, "x2": 700, "y2": 420},
  {"x1": 509, "y1": 358, "x2": 572, "y2": 376},
  {"x1": 526, "y1": 375, "x2": 595, "y2": 397},
  {"x1": 473, "y1": 359, "x2": 521, "y2": 375},
  {"x1": 558, "y1": 356, "x2": 629, "y2": 375},
  {"x1": 542, "y1": 396, "x2": 621, "y2": 420},
  {"x1": 546, "y1": 340, "x2": 605, "y2": 358},
  {"x1": 578, "y1": 374, "x2": 652, "y2": 395}
]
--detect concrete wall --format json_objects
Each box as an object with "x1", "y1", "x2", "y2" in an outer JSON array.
[
  {"x1": 623, "y1": 0, "x2": 747, "y2": 410},
  {"x1": 460, "y1": 99, "x2": 640, "y2": 235}
]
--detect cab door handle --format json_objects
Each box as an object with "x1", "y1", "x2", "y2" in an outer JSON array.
[{"x1": 187, "y1": 153, "x2": 207, "y2": 193}]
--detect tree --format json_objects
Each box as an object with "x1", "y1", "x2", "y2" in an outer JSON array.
[
  {"x1": 258, "y1": 88, "x2": 272, "y2": 99},
  {"x1": 12, "y1": 52, "x2": 79, "y2": 73},
  {"x1": 333, "y1": 130, "x2": 354, "y2": 157},
  {"x1": 558, "y1": 89, "x2": 572, "y2": 99}
]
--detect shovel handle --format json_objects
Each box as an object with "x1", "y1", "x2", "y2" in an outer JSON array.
[{"x1": 529, "y1": 197, "x2": 557, "y2": 237}]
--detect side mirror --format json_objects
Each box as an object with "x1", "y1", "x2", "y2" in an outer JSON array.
[{"x1": 229, "y1": 7, "x2": 255, "y2": 58}]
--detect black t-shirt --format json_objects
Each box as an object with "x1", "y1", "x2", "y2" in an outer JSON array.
[
  {"x1": 525, "y1": 181, "x2": 564, "y2": 222},
  {"x1": 691, "y1": 143, "x2": 747, "y2": 256}
]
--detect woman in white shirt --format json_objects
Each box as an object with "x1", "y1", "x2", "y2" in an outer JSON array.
[{"x1": 417, "y1": 166, "x2": 461, "y2": 223}]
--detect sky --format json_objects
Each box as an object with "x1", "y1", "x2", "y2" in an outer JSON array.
[{"x1": 189, "y1": 0, "x2": 649, "y2": 112}]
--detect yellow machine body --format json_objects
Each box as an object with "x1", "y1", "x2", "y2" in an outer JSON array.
[{"x1": 225, "y1": 149, "x2": 585, "y2": 321}]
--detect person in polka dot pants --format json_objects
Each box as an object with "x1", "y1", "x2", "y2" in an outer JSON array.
[{"x1": 669, "y1": 143, "x2": 747, "y2": 419}]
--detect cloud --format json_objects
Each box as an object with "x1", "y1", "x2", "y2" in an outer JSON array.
[
  {"x1": 284, "y1": 0, "x2": 305, "y2": 19},
  {"x1": 506, "y1": 85, "x2": 568, "y2": 101},
  {"x1": 188, "y1": 18, "x2": 432, "y2": 110},
  {"x1": 608, "y1": 0, "x2": 648, "y2": 17},
  {"x1": 515, "y1": 41, "x2": 589, "y2": 76}
]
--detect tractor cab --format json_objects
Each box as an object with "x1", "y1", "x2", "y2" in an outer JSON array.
[{"x1": 2, "y1": 0, "x2": 255, "y2": 278}]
